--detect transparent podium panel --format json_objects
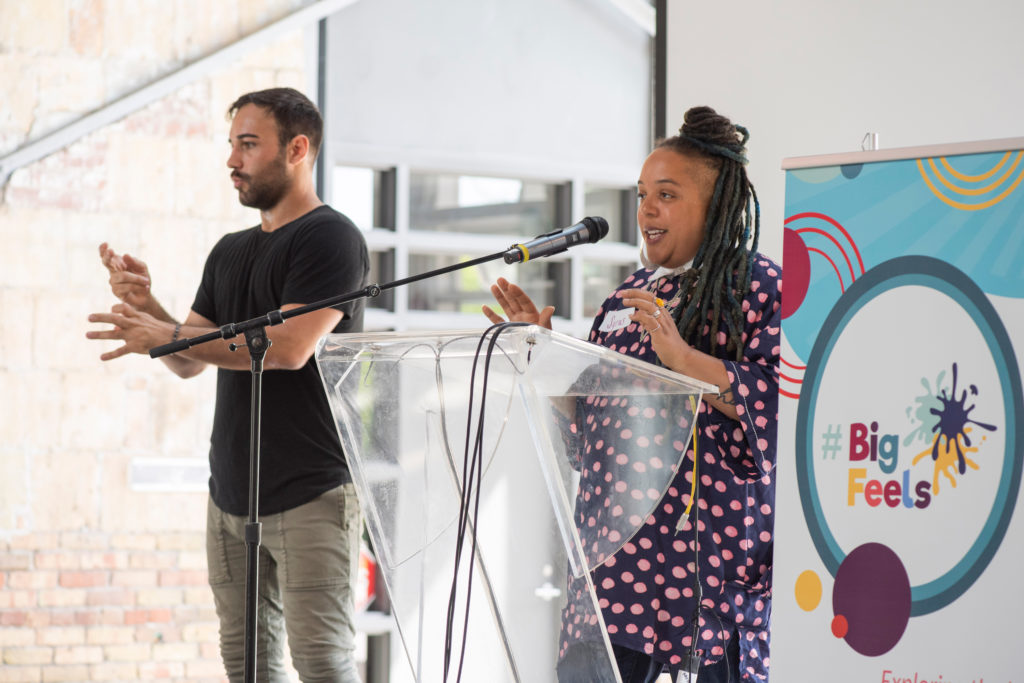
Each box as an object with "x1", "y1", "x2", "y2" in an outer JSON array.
[{"x1": 316, "y1": 327, "x2": 714, "y2": 683}]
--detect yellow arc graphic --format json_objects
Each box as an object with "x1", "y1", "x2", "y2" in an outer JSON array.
[
  {"x1": 940, "y1": 151, "x2": 1011, "y2": 182},
  {"x1": 928, "y1": 155, "x2": 1021, "y2": 196},
  {"x1": 917, "y1": 151, "x2": 1024, "y2": 211}
]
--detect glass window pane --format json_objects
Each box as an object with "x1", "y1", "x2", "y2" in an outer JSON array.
[
  {"x1": 366, "y1": 249, "x2": 395, "y2": 311},
  {"x1": 406, "y1": 253, "x2": 567, "y2": 314},
  {"x1": 584, "y1": 185, "x2": 637, "y2": 245},
  {"x1": 410, "y1": 172, "x2": 563, "y2": 238},
  {"x1": 583, "y1": 262, "x2": 636, "y2": 319},
  {"x1": 332, "y1": 166, "x2": 377, "y2": 230}
]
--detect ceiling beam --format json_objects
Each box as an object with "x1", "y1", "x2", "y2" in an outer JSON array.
[
  {"x1": 602, "y1": 0, "x2": 656, "y2": 36},
  {"x1": 1, "y1": 0, "x2": 361, "y2": 186}
]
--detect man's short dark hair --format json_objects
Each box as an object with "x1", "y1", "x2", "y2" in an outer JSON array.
[{"x1": 228, "y1": 87, "x2": 323, "y2": 161}]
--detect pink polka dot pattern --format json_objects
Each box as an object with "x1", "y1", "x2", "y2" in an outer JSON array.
[{"x1": 558, "y1": 257, "x2": 780, "y2": 682}]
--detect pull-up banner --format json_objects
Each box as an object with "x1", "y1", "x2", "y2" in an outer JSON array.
[{"x1": 774, "y1": 138, "x2": 1024, "y2": 682}]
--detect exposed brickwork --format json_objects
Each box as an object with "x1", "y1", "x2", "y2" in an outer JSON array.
[
  {"x1": 0, "y1": 532, "x2": 226, "y2": 679},
  {"x1": 1, "y1": 1, "x2": 316, "y2": 680}
]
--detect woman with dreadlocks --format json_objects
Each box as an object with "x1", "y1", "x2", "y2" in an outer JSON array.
[{"x1": 484, "y1": 106, "x2": 780, "y2": 682}]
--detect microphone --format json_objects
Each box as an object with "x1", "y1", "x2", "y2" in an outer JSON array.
[{"x1": 503, "y1": 216, "x2": 609, "y2": 264}]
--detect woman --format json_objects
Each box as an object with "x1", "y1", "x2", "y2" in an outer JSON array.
[{"x1": 483, "y1": 107, "x2": 780, "y2": 682}]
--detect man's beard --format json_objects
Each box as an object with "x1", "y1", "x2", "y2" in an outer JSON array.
[{"x1": 236, "y1": 154, "x2": 291, "y2": 210}]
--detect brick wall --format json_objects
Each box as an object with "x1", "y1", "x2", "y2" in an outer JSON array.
[
  {"x1": 0, "y1": 1, "x2": 319, "y2": 680},
  {"x1": 0, "y1": 532, "x2": 220, "y2": 682}
]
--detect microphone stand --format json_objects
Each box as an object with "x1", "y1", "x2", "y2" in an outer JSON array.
[{"x1": 148, "y1": 247, "x2": 516, "y2": 683}]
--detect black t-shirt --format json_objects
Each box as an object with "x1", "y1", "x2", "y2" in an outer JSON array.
[{"x1": 191, "y1": 205, "x2": 370, "y2": 515}]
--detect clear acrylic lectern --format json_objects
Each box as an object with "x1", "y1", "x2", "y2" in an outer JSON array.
[{"x1": 315, "y1": 327, "x2": 713, "y2": 683}]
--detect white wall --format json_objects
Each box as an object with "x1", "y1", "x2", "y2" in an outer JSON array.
[
  {"x1": 666, "y1": 0, "x2": 1024, "y2": 262},
  {"x1": 323, "y1": 0, "x2": 652, "y2": 180},
  {"x1": 313, "y1": 4, "x2": 654, "y2": 679}
]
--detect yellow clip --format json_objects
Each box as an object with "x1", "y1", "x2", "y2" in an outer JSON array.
[{"x1": 676, "y1": 395, "x2": 699, "y2": 535}]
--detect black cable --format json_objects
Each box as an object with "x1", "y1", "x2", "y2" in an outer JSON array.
[
  {"x1": 453, "y1": 332, "x2": 493, "y2": 681},
  {"x1": 442, "y1": 322, "x2": 530, "y2": 683},
  {"x1": 704, "y1": 611, "x2": 733, "y2": 683},
  {"x1": 685, "y1": 414, "x2": 703, "y2": 680},
  {"x1": 442, "y1": 324, "x2": 498, "y2": 680},
  {"x1": 682, "y1": 418, "x2": 734, "y2": 683},
  {"x1": 456, "y1": 324, "x2": 527, "y2": 682}
]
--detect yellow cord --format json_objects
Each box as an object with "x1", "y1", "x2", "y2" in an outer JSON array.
[
  {"x1": 683, "y1": 395, "x2": 698, "y2": 518},
  {"x1": 675, "y1": 396, "x2": 700, "y2": 535}
]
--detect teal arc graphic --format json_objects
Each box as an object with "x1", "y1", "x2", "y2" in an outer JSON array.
[{"x1": 795, "y1": 255, "x2": 1023, "y2": 616}]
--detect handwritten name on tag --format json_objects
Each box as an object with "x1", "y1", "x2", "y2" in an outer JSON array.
[{"x1": 598, "y1": 307, "x2": 635, "y2": 333}]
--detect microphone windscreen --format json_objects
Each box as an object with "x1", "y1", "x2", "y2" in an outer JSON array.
[{"x1": 584, "y1": 216, "x2": 610, "y2": 243}]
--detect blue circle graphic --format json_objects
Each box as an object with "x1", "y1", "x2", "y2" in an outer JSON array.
[{"x1": 795, "y1": 256, "x2": 1023, "y2": 616}]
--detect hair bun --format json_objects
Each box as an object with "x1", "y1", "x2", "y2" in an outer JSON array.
[{"x1": 680, "y1": 106, "x2": 748, "y2": 157}]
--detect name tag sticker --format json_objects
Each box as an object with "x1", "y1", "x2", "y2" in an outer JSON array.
[{"x1": 599, "y1": 307, "x2": 635, "y2": 333}]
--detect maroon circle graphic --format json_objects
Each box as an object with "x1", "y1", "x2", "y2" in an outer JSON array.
[
  {"x1": 782, "y1": 227, "x2": 810, "y2": 318},
  {"x1": 832, "y1": 543, "x2": 911, "y2": 656}
]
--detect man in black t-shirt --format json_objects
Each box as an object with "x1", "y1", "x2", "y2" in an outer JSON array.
[{"x1": 88, "y1": 88, "x2": 368, "y2": 682}]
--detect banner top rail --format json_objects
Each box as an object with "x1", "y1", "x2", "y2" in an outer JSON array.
[{"x1": 782, "y1": 136, "x2": 1024, "y2": 171}]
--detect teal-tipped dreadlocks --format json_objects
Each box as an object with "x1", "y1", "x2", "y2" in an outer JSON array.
[{"x1": 661, "y1": 106, "x2": 761, "y2": 361}]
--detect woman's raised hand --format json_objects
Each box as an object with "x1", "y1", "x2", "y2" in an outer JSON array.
[
  {"x1": 482, "y1": 277, "x2": 554, "y2": 329},
  {"x1": 620, "y1": 288, "x2": 693, "y2": 372}
]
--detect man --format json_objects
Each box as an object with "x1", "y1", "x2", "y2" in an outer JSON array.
[{"x1": 87, "y1": 88, "x2": 369, "y2": 682}]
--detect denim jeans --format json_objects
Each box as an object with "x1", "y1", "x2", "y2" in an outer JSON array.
[
  {"x1": 558, "y1": 634, "x2": 741, "y2": 683},
  {"x1": 206, "y1": 484, "x2": 363, "y2": 683},
  {"x1": 613, "y1": 633, "x2": 741, "y2": 683}
]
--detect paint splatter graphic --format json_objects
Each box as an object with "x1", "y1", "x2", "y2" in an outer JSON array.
[
  {"x1": 903, "y1": 369, "x2": 946, "y2": 447},
  {"x1": 905, "y1": 362, "x2": 997, "y2": 496},
  {"x1": 928, "y1": 363, "x2": 997, "y2": 474},
  {"x1": 912, "y1": 429, "x2": 981, "y2": 495}
]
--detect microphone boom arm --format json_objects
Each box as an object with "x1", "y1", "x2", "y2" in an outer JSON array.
[
  {"x1": 149, "y1": 251, "x2": 504, "y2": 358},
  {"x1": 150, "y1": 215, "x2": 610, "y2": 358}
]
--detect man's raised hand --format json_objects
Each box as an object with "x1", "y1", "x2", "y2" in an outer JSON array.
[{"x1": 99, "y1": 242, "x2": 153, "y2": 310}]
